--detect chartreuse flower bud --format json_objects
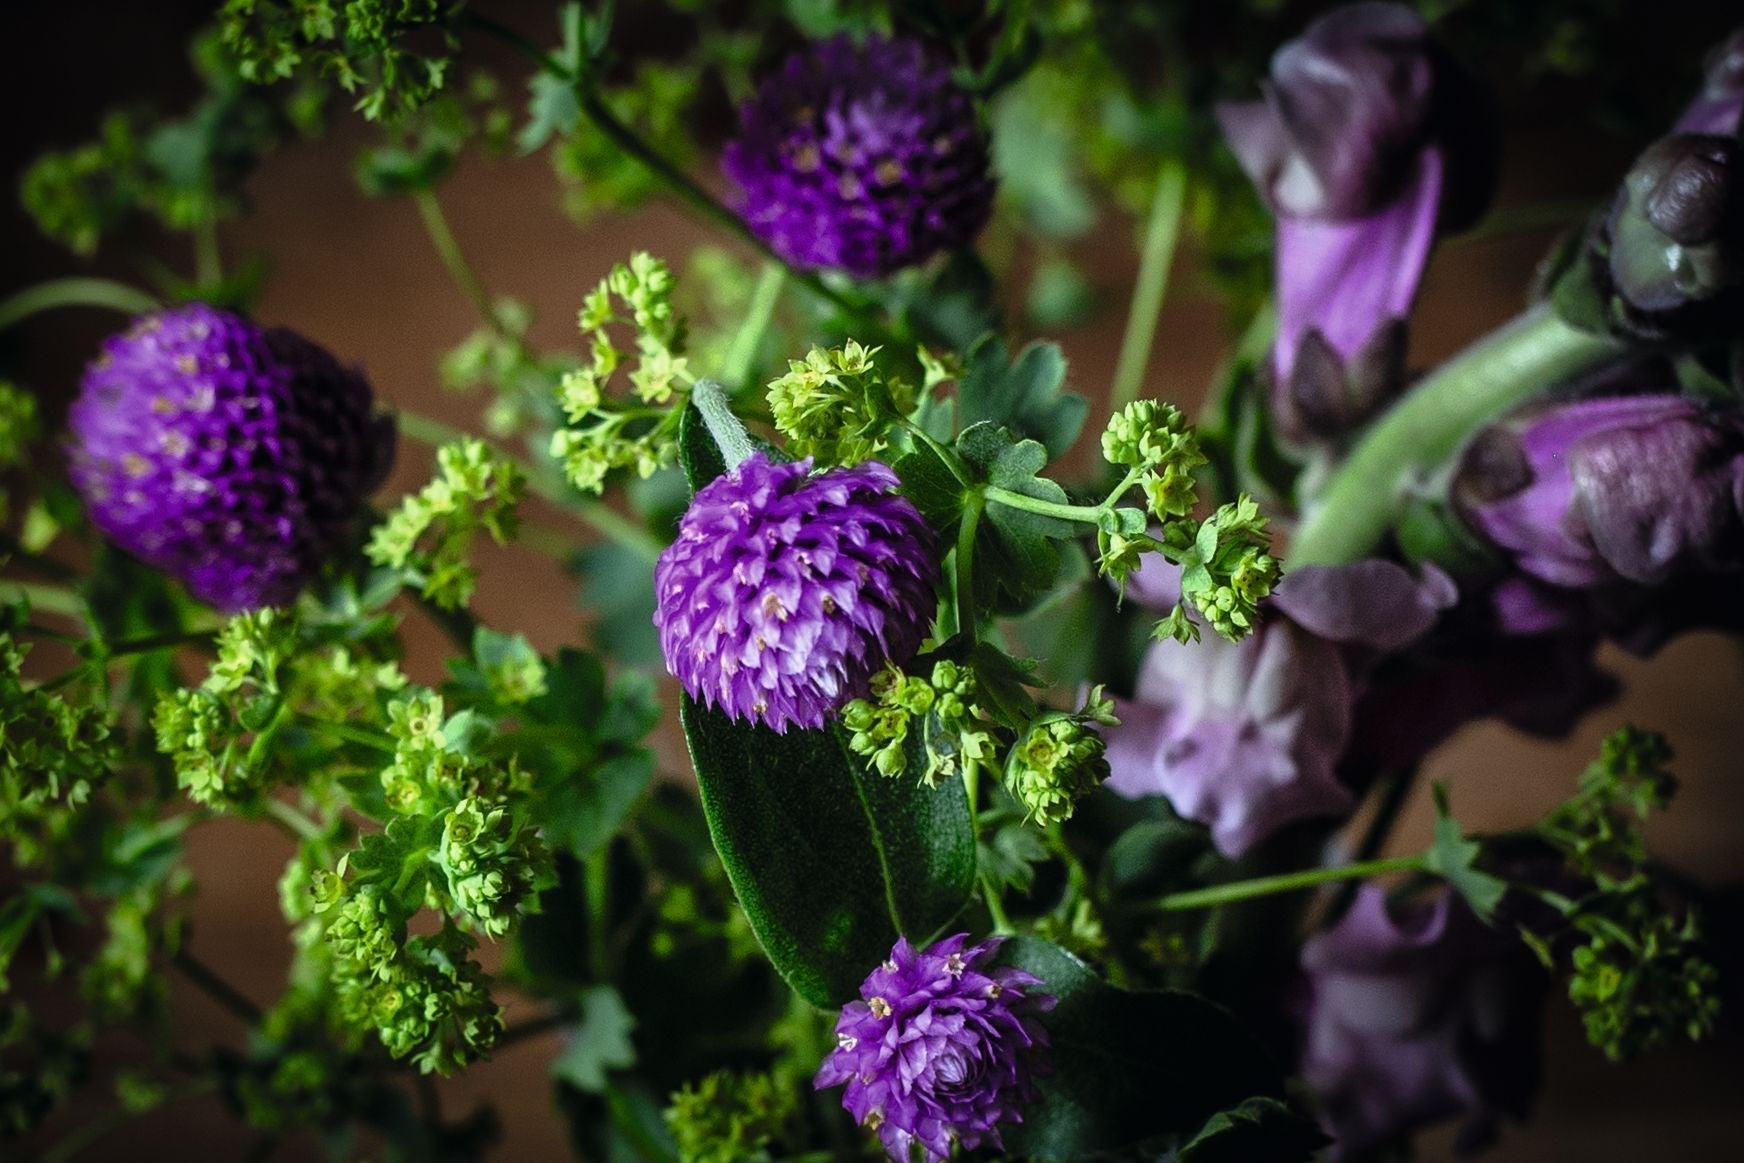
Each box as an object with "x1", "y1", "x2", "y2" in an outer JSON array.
[
  {"x1": 842, "y1": 660, "x2": 995, "y2": 786},
  {"x1": 1003, "y1": 688, "x2": 1117, "y2": 827},
  {"x1": 766, "y1": 340, "x2": 918, "y2": 466}
]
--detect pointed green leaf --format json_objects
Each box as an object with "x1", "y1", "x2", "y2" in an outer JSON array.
[{"x1": 1423, "y1": 784, "x2": 1508, "y2": 923}]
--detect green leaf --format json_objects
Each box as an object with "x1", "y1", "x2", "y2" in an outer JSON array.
[
  {"x1": 1423, "y1": 784, "x2": 1508, "y2": 924},
  {"x1": 1176, "y1": 1097, "x2": 1329, "y2": 1163},
  {"x1": 680, "y1": 698, "x2": 973, "y2": 1007},
  {"x1": 891, "y1": 439, "x2": 967, "y2": 540},
  {"x1": 955, "y1": 336, "x2": 1088, "y2": 461},
  {"x1": 997, "y1": 937, "x2": 1282, "y2": 1160},
  {"x1": 957, "y1": 422, "x2": 1075, "y2": 613},
  {"x1": 553, "y1": 985, "x2": 637, "y2": 1093}
]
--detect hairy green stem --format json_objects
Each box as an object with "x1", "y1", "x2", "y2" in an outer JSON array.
[
  {"x1": 1147, "y1": 853, "x2": 1426, "y2": 913},
  {"x1": 1290, "y1": 304, "x2": 1623, "y2": 566},
  {"x1": 0, "y1": 277, "x2": 161, "y2": 330},
  {"x1": 982, "y1": 485, "x2": 1104, "y2": 525},
  {"x1": 413, "y1": 188, "x2": 511, "y2": 338},
  {"x1": 954, "y1": 492, "x2": 984, "y2": 644},
  {"x1": 1110, "y1": 157, "x2": 1188, "y2": 411},
  {"x1": 692, "y1": 378, "x2": 756, "y2": 469},
  {"x1": 722, "y1": 261, "x2": 786, "y2": 388},
  {"x1": 394, "y1": 408, "x2": 662, "y2": 561}
]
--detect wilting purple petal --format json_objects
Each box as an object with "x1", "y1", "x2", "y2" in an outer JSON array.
[{"x1": 1271, "y1": 560, "x2": 1457, "y2": 651}]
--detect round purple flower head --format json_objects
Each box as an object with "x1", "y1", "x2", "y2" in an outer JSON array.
[
  {"x1": 653, "y1": 453, "x2": 938, "y2": 732},
  {"x1": 816, "y1": 933, "x2": 1055, "y2": 1163},
  {"x1": 722, "y1": 35, "x2": 994, "y2": 278},
  {"x1": 68, "y1": 304, "x2": 392, "y2": 612}
]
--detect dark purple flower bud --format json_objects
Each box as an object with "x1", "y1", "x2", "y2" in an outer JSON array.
[
  {"x1": 1601, "y1": 134, "x2": 1744, "y2": 333},
  {"x1": 816, "y1": 933, "x2": 1054, "y2": 1163},
  {"x1": 1677, "y1": 28, "x2": 1744, "y2": 136},
  {"x1": 723, "y1": 36, "x2": 994, "y2": 278},
  {"x1": 1104, "y1": 560, "x2": 1452, "y2": 857},
  {"x1": 1457, "y1": 395, "x2": 1744, "y2": 588},
  {"x1": 1215, "y1": 2, "x2": 1496, "y2": 226},
  {"x1": 67, "y1": 304, "x2": 392, "y2": 612},
  {"x1": 653, "y1": 453, "x2": 939, "y2": 733},
  {"x1": 1300, "y1": 886, "x2": 1544, "y2": 1158}
]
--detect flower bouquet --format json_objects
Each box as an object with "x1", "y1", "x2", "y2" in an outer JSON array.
[{"x1": 3, "y1": 2, "x2": 1740, "y2": 1160}]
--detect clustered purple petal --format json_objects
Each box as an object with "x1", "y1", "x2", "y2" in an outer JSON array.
[
  {"x1": 722, "y1": 35, "x2": 994, "y2": 278},
  {"x1": 653, "y1": 453, "x2": 939, "y2": 733},
  {"x1": 816, "y1": 934, "x2": 1054, "y2": 1163},
  {"x1": 67, "y1": 304, "x2": 391, "y2": 612}
]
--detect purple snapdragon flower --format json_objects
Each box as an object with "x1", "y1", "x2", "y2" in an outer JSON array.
[
  {"x1": 1218, "y1": 2, "x2": 1497, "y2": 444},
  {"x1": 653, "y1": 453, "x2": 939, "y2": 733},
  {"x1": 1457, "y1": 394, "x2": 1744, "y2": 589},
  {"x1": 723, "y1": 35, "x2": 994, "y2": 278},
  {"x1": 815, "y1": 934, "x2": 1054, "y2": 1163},
  {"x1": 1300, "y1": 886, "x2": 1544, "y2": 1157},
  {"x1": 1104, "y1": 558, "x2": 1454, "y2": 857},
  {"x1": 67, "y1": 304, "x2": 391, "y2": 612}
]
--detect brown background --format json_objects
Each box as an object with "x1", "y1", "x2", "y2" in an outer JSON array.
[{"x1": 5, "y1": 2, "x2": 1743, "y2": 1159}]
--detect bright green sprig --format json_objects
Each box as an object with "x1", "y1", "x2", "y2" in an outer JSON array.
[
  {"x1": 1003, "y1": 687, "x2": 1117, "y2": 828},
  {"x1": 841, "y1": 660, "x2": 995, "y2": 786},
  {"x1": 549, "y1": 252, "x2": 695, "y2": 493},
  {"x1": 367, "y1": 437, "x2": 526, "y2": 609},
  {"x1": 766, "y1": 340, "x2": 918, "y2": 466},
  {"x1": 1158, "y1": 497, "x2": 1281, "y2": 644},
  {"x1": 0, "y1": 634, "x2": 112, "y2": 869},
  {"x1": 664, "y1": 1069, "x2": 798, "y2": 1163}
]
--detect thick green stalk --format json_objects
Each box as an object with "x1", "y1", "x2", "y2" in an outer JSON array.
[
  {"x1": 691, "y1": 378, "x2": 756, "y2": 469},
  {"x1": 1290, "y1": 304, "x2": 1622, "y2": 566},
  {"x1": 1110, "y1": 157, "x2": 1189, "y2": 410},
  {"x1": 1147, "y1": 853, "x2": 1425, "y2": 913},
  {"x1": 0, "y1": 278, "x2": 161, "y2": 330},
  {"x1": 721, "y1": 261, "x2": 786, "y2": 388}
]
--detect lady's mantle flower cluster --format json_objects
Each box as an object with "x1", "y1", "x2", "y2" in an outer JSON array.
[
  {"x1": 816, "y1": 934, "x2": 1054, "y2": 1163},
  {"x1": 654, "y1": 453, "x2": 939, "y2": 732},
  {"x1": 68, "y1": 304, "x2": 392, "y2": 612},
  {"x1": 724, "y1": 35, "x2": 995, "y2": 278},
  {"x1": 766, "y1": 340, "x2": 919, "y2": 467},
  {"x1": 366, "y1": 437, "x2": 525, "y2": 611},
  {"x1": 549, "y1": 252, "x2": 693, "y2": 492}
]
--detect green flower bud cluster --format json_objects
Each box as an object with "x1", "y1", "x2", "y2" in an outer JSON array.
[
  {"x1": 766, "y1": 340, "x2": 918, "y2": 467},
  {"x1": 550, "y1": 253, "x2": 693, "y2": 493},
  {"x1": 81, "y1": 891, "x2": 163, "y2": 1024},
  {"x1": 1003, "y1": 688, "x2": 1117, "y2": 828},
  {"x1": 366, "y1": 437, "x2": 525, "y2": 610},
  {"x1": 1154, "y1": 497, "x2": 1280, "y2": 644},
  {"x1": 1101, "y1": 400, "x2": 1205, "y2": 521},
  {"x1": 842, "y1": 660, "x2": 994, "y2": 786},
  {"x1": 664, "y1": 1069, "x2": 798, "y2": 1163},
  {"x1": 435, "y1": 794, "x2": 545, "y2": 939},
  {"x1": 334, "y1": 919, "x2": 503, "y2": 1076},
  {"x1": 1, "y1": 634, "x2": 111, "y2": 868},
  {"x1": 0, "y1": 382, "x2": 38, "y2": 524},
  {"x1": 1534, "y1": 727, "x2": 1722, "y2": 1062}
]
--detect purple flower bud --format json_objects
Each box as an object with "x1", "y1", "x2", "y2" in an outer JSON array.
[
  {"x1": 815, "y1": 933, "x2": 1054, "y2": 1163},
  {"x1": 723, "y1": 36, "x2": 994, "y2": 278},
  {"x1": 1215, "y1": 3, "x2": 1496, "y2": 226},
  {"x1": 1300, "y1": 886, "x2": 1543, "y2": 1157},
  {"x1": 1457, "y1": 395, "x2": 1744, "y2": 588},
  {"x1": 653, "y1": 453, "x2": 939, "y2": 733},
  {"x1": 1677, "y1": 28, "x2": 1744, "y2": 136},
  {"x1": 1103, "y1": 561, "x2": 1452, "y2": 857},
  {"x1": 1598, "y1": 134, "x2": 1744, "y2": 336},
  {"x1": 67, "y1": 304, "x2": 392, "y2": 612}
]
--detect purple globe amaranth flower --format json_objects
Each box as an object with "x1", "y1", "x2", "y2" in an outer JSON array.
[
  {"x1": 722, "y1": 35, "x2": 993, "y2": 278},
  {"x1": 1219, "y1": 3, "x2": 1498, "y2": 445},
  {"x1": 1677, "y1": 28, "x2": 1744, "y2": 136},
  {"x1": 815, "y1": 933, "x2": 1054, "y2": 1163},
  {"x1": 1456, "y1": 394, "x2": 1744, "y2": 589},
  {"x1": 1104, "y1": 559, "x2": 1453, "y2": 857},
  {"x1": 654, "y1": 452, "x2": 938, "y2": 733},
  {"x1": 1300, "y1": 886, "x2": 1544, "y2": 1158},
  {"x1": 67, "y1": 304, "x2": 392, "y2": 612}
]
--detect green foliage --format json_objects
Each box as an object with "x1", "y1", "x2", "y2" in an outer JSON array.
[
  {"x1": 954, "y1": 336, "x2": 1088, "y2": 462},
  {"x1": 1423, "y1": 786, "x2": 1509, "y2": 924},
  {"x1": 553, "y1": 985, "x2": 637, "y2": 1092},
  {"x1": 366, "y1": 437, "x2": 526, "y2": 609},
  {"x1": 664, "y1": 1068, "x2": 797, "y2": 1163},
  {"x1": 1176, "y1": 1096, "x2": 1329, "y2": 1163},
  {"x1": 220, "y1": 0, "x2": 458, "y2": 123},
  {"x1": 1, "y1": 634, "x2": 113, "y2": 868}
]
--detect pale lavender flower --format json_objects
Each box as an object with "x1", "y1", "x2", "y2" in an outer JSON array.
[
  {"x1": 67, "y1": 304, "x2": 391, "y2": 612},
  {"x1": 815, "y1": 933, "x2": 1054, "y2": 1163},
  {"x1": 653, "y1": 453, "x2": 939, "y2": 732},
  {"x1": 1301, "y1": 886, "x2": 1543, "y2": 1157}
]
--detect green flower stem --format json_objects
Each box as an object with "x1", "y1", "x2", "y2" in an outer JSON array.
[
  {"x1": 722, "y1": 261, "x2": 786, "y2": 388},
  {"x1": 313, "y1": 720, "x2": 396, "y2": 754},
  {"x1": 982, "y1": 485, "x2": 1106, "y2": 525},
  {"x1": 585, "y1": 845, "x2": 613, "y2": 982},
  {"x1": 171, "y1": 947, "x2": 263, "y2": 1023},
  {"x1": 264, "y1": 796, "x2": 327, "y2": 841},
  {"x1": 99, "y1": 628, "x2": 216, "y2": 658},
  {"x1": 900, "y1": 419, "x2": 973, "y2": 488},
  {"x1": 1110, "y1": 156, "x2": 1188, "y2": 411},
  {"x1": 954, "y1": 491, "x2": 984, "y2": 643},
  {"x1": 393, "y1": 408, "x2": 662, "y2": 562},
  {"x1": 194, "y1": 217, "x2": 223, "y2": 288},
  {"x1": 692, "y1": 378, "x2": 756, "y2": 469},
  {"x1": 0, "y1": 277, "x2": 161, "y2": 331},
  {"x1": 1145, "y1": 853, "x2": 1426, "y2": 913},
  {"x1": 2, "y1": 580, "x2": 86, "y2": 620},
  {"x1": 964, "y1": 763, "x2": 1015, "y2": 936},
  {"x1": 1290, "y1": 303, "x2": 1623, "y2": 566},
  {"x1": 412, "y1": 188, "x2": 520, "y2": 345}
]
